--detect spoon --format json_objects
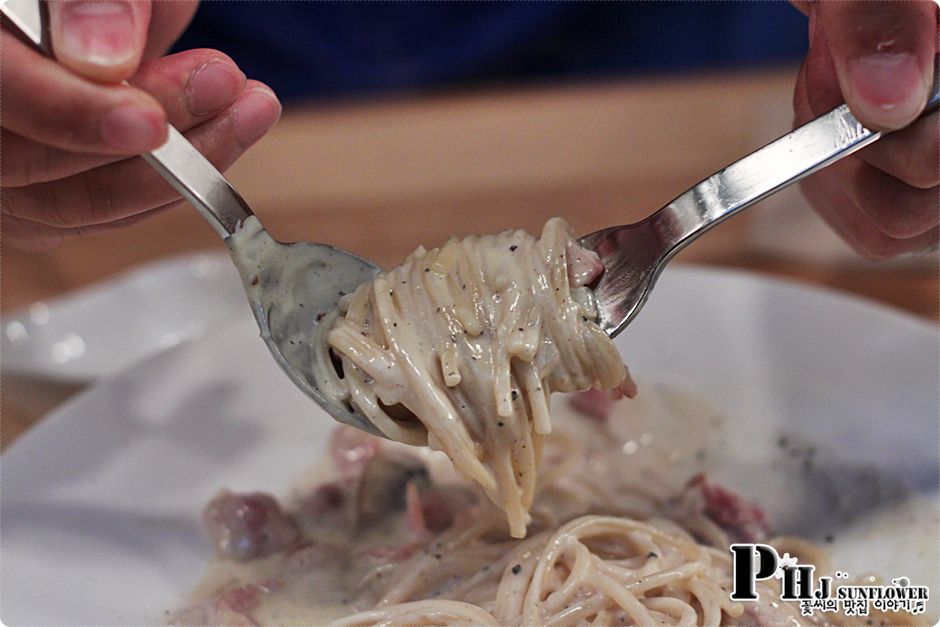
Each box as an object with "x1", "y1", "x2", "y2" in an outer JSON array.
[{"x1": 1, "y1": 0, "x2": 382, "y2": 435}]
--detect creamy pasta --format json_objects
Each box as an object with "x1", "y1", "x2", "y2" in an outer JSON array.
[
  {"x1": 317, "y1": 218, "x2": 633, "y2": 537},
  {"x1": 172, "y1": 398, "x2": 925, "y2": 627},
  {"x1": 173, "y1": 220, "x2": 927, "y2": 627}
]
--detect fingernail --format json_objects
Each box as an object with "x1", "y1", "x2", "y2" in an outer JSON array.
[
  {"x1": 187, "y1": 59, "x2": 245, "y2": 115},
  {"x1": 233, "y1": 88, "x2": 281, "y2": 146},
  {"x1": 847, "y1": 52, "x2": 928, "y2": 129},
  {"x1": 59, "y1": 1, "x2": 136, "y2": 66},
  {"x1": 101, "y1": 103, "x2": 166, "y2": 152}
]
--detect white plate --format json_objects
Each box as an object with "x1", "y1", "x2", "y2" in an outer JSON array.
[
  {"x1": 1, "y1": 253, "x2": 246, "y2": 384},
  {"x1": 2, "y1": 266, "x2": 937, "y2": 625}
]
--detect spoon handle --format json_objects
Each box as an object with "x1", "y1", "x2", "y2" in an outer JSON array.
[
  {"x1": 0, "y1": 0, "x2": 255, "y2": 238},
  {"x1": 141, "y1": 132, "x2": 255, "y2": 238}
]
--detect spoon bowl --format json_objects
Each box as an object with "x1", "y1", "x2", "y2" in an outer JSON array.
[{"x1": 226, "y1": 218, "x2": 382, "y2": 434}]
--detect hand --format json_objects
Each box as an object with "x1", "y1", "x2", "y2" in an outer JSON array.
[
  {"x1": 1, "y1": 1, "x2": 282, "y2": 251},
  {"x1": 792, "y1": 1, "x2": 938, "y2": 259}
]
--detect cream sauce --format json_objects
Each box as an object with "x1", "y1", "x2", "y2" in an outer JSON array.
[
  {"x1": 226, "y1": 216, "x2": 380, "y2": 427},
  {"x1": 171, "y1": 386, "x2": 726, "y2": 625}
]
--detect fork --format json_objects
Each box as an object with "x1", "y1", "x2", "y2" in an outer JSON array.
[{"x1": 581, "y1": 59, "x2": 939, "y2": 338}]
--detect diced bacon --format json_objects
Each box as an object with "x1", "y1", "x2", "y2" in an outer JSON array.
[
  {"x1": 221, "y1": 583, "x2": 267, "y2": 613},
  {"x1": 615, "y1": 367, "x2": 638, "y2": 399},
  {"x1": 203, "y1": 490, "x2": 300, "y2": 561},
  {"x1": 301, "y1": 482, "x2": 345, "y2": 516},
  {"x1": 568, "y1": 371, "x2": 637, "y2": 421},
  {"x1": 295, "y1": 482, "x2": 349, "y2": 533},
  {"x1": 404, "y1": 481, "x2": 471, "y2": 538},
  {"x1": 566, "y1": 244, "x2": 605, "y2": 287},
  {"x1": 330, "y1": 426, "x2": 382, "y2": 482},
  {"x1": 419, "y1": 490, "x2": 462, "y2": 534},
  {"x1": 568, "y1": 388, "x2": 613, "y2": 421},
  {"x1": 684, "y1": 474, "x2": 770, "y2": 543}
]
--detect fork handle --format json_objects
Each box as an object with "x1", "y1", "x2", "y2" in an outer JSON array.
[
  {"x1": 654, "y1": 56, "x2": 939, "y2": 251},
  {"x1": 0, "y1": 0, "x2": 254, "y2": 239}
]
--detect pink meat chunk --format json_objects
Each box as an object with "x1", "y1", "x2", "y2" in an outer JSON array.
[
  {"x1": 567, "y1": 374, "x2": 636, "y2": 422},
  {"x1": 566, "y1": 244, "x2": 605, "y2": 287},
  {"x1": 568, "y1": 388, "x2": 614, "y2": 421},
  {"x1": 297, "y1": 482, "x2": 345, "y2": 520},
  {"x1": 221, "y1": 582, "x2": 270, "y2": 614},
  {"x1": 685, "y1": 474, "x2": 770, "y2": 543},
  {"x1": 404, "y1": 482, "x2": 467, "y2": 537},
  {"x1": 203, "y1": 490, "x2": 300, "y2": 561}
]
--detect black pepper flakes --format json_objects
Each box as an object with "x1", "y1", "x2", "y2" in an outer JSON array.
[
  {"x1": 511, "y1": 564, "x2": 522, "y2": 575},
  {"x1": 509, "y1": 245, "x2": 518, "y2": 252}
]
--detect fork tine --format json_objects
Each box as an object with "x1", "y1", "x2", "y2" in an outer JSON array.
[{"x1": 580, "y1": 219, "x2": 669, "y2": 338}]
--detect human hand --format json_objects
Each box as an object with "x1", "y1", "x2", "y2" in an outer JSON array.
[
  {"x1": 1, "y1": 0, "x2": 282, "y2": 251},
  {"x1": 792, "y1": 1, "x2": 938, "y2": 259}
]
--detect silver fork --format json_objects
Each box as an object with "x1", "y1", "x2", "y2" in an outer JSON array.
[{"x1": 581, "y1": 60, "x2": 939, "y2": 338}]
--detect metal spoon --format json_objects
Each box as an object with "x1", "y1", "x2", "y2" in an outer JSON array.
[{"x1": 2, "y1": 0, "x2": 382, "y2": 435}]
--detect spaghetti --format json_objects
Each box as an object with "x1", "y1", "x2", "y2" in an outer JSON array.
[
  {"x1": 318, "y1": 218, "x2": 632, "y2": 537},
  {"x1": 174, "y1": 396, "x2": 926, "y2": 627},
  {"x1": 172, "y1": 221, "x2": 927, "y2": 627}
]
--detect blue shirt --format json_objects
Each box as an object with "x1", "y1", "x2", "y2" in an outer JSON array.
[{"x1": 174, "y1": 2, "x2": 807, "y2": 103}]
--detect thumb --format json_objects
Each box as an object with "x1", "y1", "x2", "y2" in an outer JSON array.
[
  {"x1": 817, "y1": 0, "x2": 937, "y2": 130},
  {"x1": 47, "y1": 0, "x2": 152, "y2": 83}
]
